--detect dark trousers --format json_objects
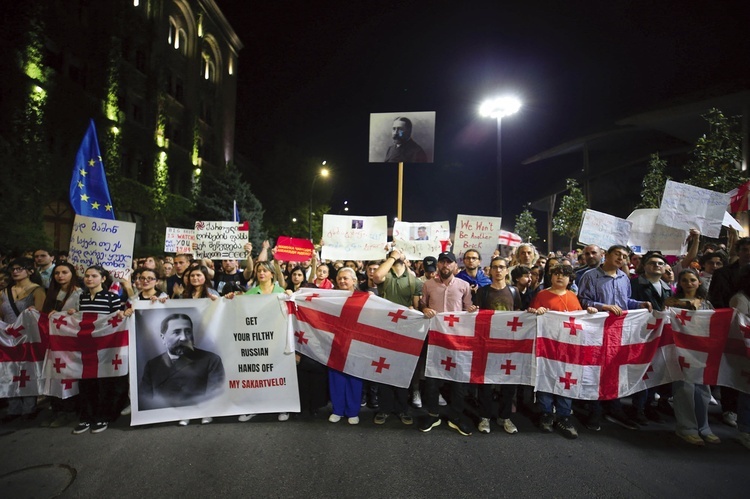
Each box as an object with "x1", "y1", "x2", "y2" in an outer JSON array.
[
  {"x1": 479, "y1": 384, "x2": 516, "y2": 419},
  {"x1": 377, "y1": 383, "x2": 409, "y2": 414},
  {"x1": 297, "y1": 355, "x2": 328, "y2": 414},
  {"x1": 425, "y1": 378, "x2": 467, "y2": 421},
  {"x1": 78, "y1": 375, "x2": 127, "y2": 423},
  {"x1": 721, "y1": 386, "x2": 738, "y2": 413}
]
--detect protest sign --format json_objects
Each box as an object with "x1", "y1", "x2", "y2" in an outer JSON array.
[
  {"x1": 578, "y1": 209, "x2": 632, "y2": 249},
  {"x1": 164, "y1": 227, "x2": 195, "y2": 254},
  {"x1": 723, "y1": 211, "x2": 743, "y2": 231},
  {"x1": 656, "y1": 180, "x2": 730, "y2": 238},
  {"x1": 627, "y1": 209, "x2": 687, "y2": 255},
  {"x1": 321, "y1": 215, "x2": 388, "y2": 260},
  {"x1": 194, "y1": 221, "x2": 248, "y2": 259},
  {"x1": 392, "y1": 221, "x2": 449, "y2": 260},
  {"x1": 69, "y1": 215, "x2": 135, "y2": 279},
  {"x1": 454, "y1": 214, "x2": 502, "y2": 262},
  {"x1": 274, "y1": 236, "x2": 314, "y2": 262},
  {"x1": 129, "y1": 295, "x2": 299, "y2": 425}
]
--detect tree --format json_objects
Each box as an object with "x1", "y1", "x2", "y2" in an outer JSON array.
[
  {"x1": 552, "y1": 178, "x2": 588, "y2": 250},
  {"x1": 636, "y1": 152, "x2": 671, "y2": 209},
  {"x1": 191, "y1": 163, "x2": 267, "y2": 252},
  {"x1": 684, "y1": 108, "x2": 746, "y2": 193},
  {"x1": 514, "y1": 209, "x2": 539, "y2": 243}
]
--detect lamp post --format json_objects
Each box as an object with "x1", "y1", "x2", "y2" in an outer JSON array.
[
  {"x1": 480, "y1": 96, "x2": 521, "y2": 217},
  {"x1": 309, "y1": 164, "x2": 329, "y2": 240}
]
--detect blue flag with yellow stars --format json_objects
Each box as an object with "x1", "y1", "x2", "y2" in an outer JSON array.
[{"x1": 69, "y1": 119, "x2": 115, "y2": 219}]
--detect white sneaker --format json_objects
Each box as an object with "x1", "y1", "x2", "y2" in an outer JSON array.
[
  {"x1": 178, "y1": 419, "x2": 190, "y2": 426},
  {"x1": 201, "y1": 417, "x2": 213, "y2": 425},
  {"x1": 348, "y1": 416, "x2": 360, "y2": 425},
  {"x1": 478, "y1": 417, "x2": 491, "y2": 434},
  {"x1": 120, "y1": 405, "x2": 131, "y2": 416},
  {"x1": 328, "y1": 414, "x2": 342, "y2": 423},
  {"x1": 278, "y1": 412, "x2": 290, "y2": 421},
  {"x1": 438, "y1": 394, "x2": 447, "y2": 406},
  {"x1": 723, "y1": 411, "x2": 738, "y2": 427},
  {"x1": 412, "y1": 391, "x2": 422, "y2": 408},
  {"x1": 498, "y1": 417, "x2": 518, "y2": 434},
  {"x1": 238, "y1": 414, "x2": 256, "y2": 422}
]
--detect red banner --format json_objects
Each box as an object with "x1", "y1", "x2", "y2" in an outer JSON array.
[{"x1": 274, "y1": 236, "x2": 314, "y2": 261}]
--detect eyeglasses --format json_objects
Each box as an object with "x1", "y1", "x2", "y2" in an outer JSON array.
[
  {"x1": 10, "y1": 267, "x2": 29, "y2": 273},
  {"x1": 138, "y1": 276, "x2": 157, "y2": 282}
]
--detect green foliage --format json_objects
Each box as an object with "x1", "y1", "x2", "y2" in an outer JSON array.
[
  {"x1": 553, "y1": 178, "x2": 588, "y2": 250},
  {"x1": 636, "y1": 152, "x2": 671, "y2": 209},
  {"x1": 684, "y1": 108, "x2": 746, "y2": 193},
  {"x1": 191, "y1": 163, "x2": 267, "y2": 252},
  {"x1": 514, "y1": 209, "x2": 539, "y2": 243}
]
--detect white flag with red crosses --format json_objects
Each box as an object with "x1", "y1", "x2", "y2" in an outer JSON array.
[
  {"x1": 0, "y1": 310, "x2": 47, "y2": 398},
  {"x1": 718, "y1": 310, "x2": 750, "y2": 393},
  {"x1": 535, "y1": 309, "x2": 668, "y2": 400},
  {"x1": 288, "y1": 288, "x2": 428, "y2": 388},
  {"x1": 43, "y1": 311, "x2": 129, "y2": 379},
  {"x1": 425, "y1": 310, "x2": 536, "y2": 385}
]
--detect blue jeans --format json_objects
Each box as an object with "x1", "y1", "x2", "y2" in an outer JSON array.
[
  {"x1": 537, "y1": 392, "x2": 572, "y2": 417},
  {"x1": 672, "y1": 381, "x2": 711, "y2": 436}
]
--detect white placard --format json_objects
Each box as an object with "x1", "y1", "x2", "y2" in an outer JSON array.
[
  {"x1": 129, "y1": 296, "x2": 299, "y2": 425},
  {"x1": 164, "y1": 227, "x2": 195, "y2": 254},
  {"x1": 627, "y1": 209, "x2": 687, "y2": 255},
  {"x1": 321, "y1": 215, "x2": 388, "y2": 261},
  {"x1": 723, "y1": 211, "x2": 743, "y2": 231},
  {"x1": 194, "y1": 221, "x2": 248, "y2": 259},
  {"x1": 69, "y1": 215, "x2": 135, "y2": 279},
  {"x1": 392, "y1": 221, "x2": 450, "y2": 260},
  {"x1": 454, "y1": 214, "x2": 502, "y2": 263},
  {"x1": 656, "y1": 180, "x2": 730, "y2": 238},
  {"x1": 578, "y1": 209, "x2": 633, "y2": 249}
]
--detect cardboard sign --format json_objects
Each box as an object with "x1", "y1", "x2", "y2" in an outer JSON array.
[
  {"x1": 656, "y1": 180, "x2": 730, "y2": 238},
  {"x1": 392, "y1": 221, "x2": 450, "y2": 260},
  {"x1": 68, "y1": 215, "x2": 135, "y2": 279},
  {"x1": 627, "y1": 209, "x2": 687, "y2": 255},
  {"x1": 164, "y1": 227, "x2": 195, "y2": 254},
  {"x1": 454, "y1": 214, "x2": 502, "y2": 263},
  {"x1": 274, "y1": 236, "x2": 314, "y2": 262},
  {"x1": 320, "y1": 215, "x2": 387, "y2": 261},
  {"x1": 578, "y1": 209, "x2": 632, "y2": 249},
  {"x1": 194, "y1": 221, "x2": 248, "y2": 259}
]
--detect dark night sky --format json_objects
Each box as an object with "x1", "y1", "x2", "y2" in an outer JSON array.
[{"x1": 216, "y1": 0, "x2": 750, "y2": 231}]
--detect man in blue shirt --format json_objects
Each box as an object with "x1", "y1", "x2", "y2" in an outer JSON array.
[
  {"x1": 578, "y1": 244, "x2": 652, "y2": 431},
  {"x1": 456, "y1": 249, "x2": 491, "y2": 297}
]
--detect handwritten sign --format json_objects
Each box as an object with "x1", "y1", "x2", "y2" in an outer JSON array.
[
  {"x1": 321, "y1": 215, "x2": 387, "y2": 261},
  {"x1": 164, "y1": 227, "x2": 195, "y2": 254},
  {"x1": 274, "y1": 236, "x2": 314, "y2": 262},
  {"x1": 69, "y1": 215, "x2": 135, "y2": 279},
  {"x1": 194, "y1": 221, "x2": 248, "y2": 259},
  {"x1": 627, "y1": 209, "x2": 687, "y2": 255},
  {"x1": 454, "y1": 214, "x2": 502, "y2": 263},
  {"x1": 578, "y1": 209, "x2": 632, "y2": 249},
  {"x1": 656, "y1": 180, "x2": 730, "y2": 238},
  {"x1": 392, "y1": 221, "x2": 449, "y2": 260}
]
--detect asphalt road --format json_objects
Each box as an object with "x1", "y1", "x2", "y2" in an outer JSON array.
[{"x1": 1, "y1": 400, "x2": 747, "y2": 498}]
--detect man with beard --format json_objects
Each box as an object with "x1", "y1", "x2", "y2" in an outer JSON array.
[
  {"x1": 419, "y1": 251, "x2": 477, "y2": 436},
  {"x1": 139, "y1": 313, "x2": 225, "y2": 411},
  {"x1": 456, "y1": 249, "x2": 491, "y2": 296},
  {"x1": 384, "y1": 117, "x2": 427, "y2": 163},
  {"x1": 574, "y1": 244, "x2": 602, "y2": 286}
]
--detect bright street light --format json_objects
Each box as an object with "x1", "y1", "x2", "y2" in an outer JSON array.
[
  {"x1": 309, "y1": 164, "x2": 330, "y2": 240},
  {"x1": 480, "y1": 95, "x2": 521, "y2": 217}
]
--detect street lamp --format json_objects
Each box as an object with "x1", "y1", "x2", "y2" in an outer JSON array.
[
  {"x1": 309, "y1": 165, "x2": 329, "y2": 240},
  {"x1": 480, "y1": 95, "x2": 521, "y2": 217}
]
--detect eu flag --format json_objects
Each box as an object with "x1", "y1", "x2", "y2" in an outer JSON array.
[{"x1": 69, "y1": 119, "x2": 115, "y2": 219}]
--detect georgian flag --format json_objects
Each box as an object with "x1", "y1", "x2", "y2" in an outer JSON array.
[
  {"x1": 288, "y1": 288, "x2": 428, "y2": 388},
  {"x1": 44, "y1": 311, "x2": 129, "y2": 379},
  {"x1": 0, "y1": 310, "x2": 47, "y2": 398},
  {"x1": 670, "y1": 308, "x2": 734, "y2": 386},
  {"x1": 498, "y1": 230, "x2": 523, "y2": 247},
  {"x1": 425, "y1": 310, "x2": 535, "y2": 385},
  {"x1": 718, "y1": 310, "x2": 750, "y2": 393},
  {"x1": 535, "y1": 309, "x2": 664, "y2": 400}
]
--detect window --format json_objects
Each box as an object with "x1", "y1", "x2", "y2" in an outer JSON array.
[{"x1": 201, "y1": 53, "x2": 215, "y2": 82}]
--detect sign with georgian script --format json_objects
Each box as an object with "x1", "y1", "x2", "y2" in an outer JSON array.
[
  {"x1": 578, "y1": 209, "x2": 632, "y2": 249},
  {"x1": 627, "y1": 209, "x2": 687, "y2": 255},
  {"x1": 656, "y1": 180, "x2": 730, "y2": 238},
  {"x1": 392, "y1": 221, "x2": 450, "y2": 260},
  {"x1": 194, "y1": 221, "x2": 249, "y2": 259},
  {"x1": 68, "y1": 215, "x2": 135, "y2": 279},
  {"x1": 321, "y1": 215, "x2": 388, "y2": 260}
]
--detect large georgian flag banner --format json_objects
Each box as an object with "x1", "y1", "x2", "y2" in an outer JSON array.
[
  {"x1": 129, "y1": 296, "x2": 299, "y2": 426},
  {"x1": 534, "y1": 309, "x2": 668, "y2": 400},
  {"x1": 288, "y1": 288, "x2": 428, "y2": 388},
  {"x1": 669, "y1": 308, "x2": 738, "y2": 387},
  {"x1": 425, "y1": 310, "x2": 536, "y2": 385},
  {"x1": 44, "y1": 311, "x2": 129, "y2": 379},
  {"x1": 720, "y1": 311, "x2": 750, "y2": 392},
  {"x1": 1, "y1": 310, "x2": 78, "y2": 399}
]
